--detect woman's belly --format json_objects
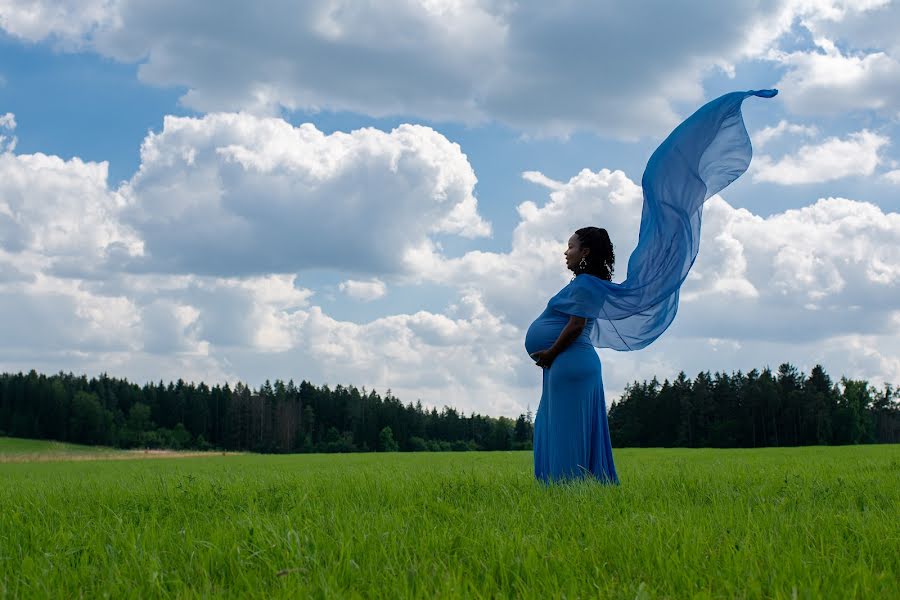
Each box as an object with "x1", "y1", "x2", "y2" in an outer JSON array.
[{"x1": 525, "y1": 308, "x2": 588, "y2": 355}]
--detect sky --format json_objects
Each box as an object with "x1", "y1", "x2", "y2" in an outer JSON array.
[{"x1": 1, "y1": 0, "x2": 899, "y2": 418}]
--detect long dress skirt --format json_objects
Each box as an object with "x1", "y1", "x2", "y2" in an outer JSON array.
[{"x1": 532, "y1": 339, "x2": 618, "y2": 484}]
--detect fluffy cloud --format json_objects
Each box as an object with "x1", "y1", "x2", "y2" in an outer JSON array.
[
  {"x1": 2, "y1": 101, "x2": 900, "y2": 412},
  {"x1": 0, "y1": 112, "x2": 16, "y2": 152},
  {"x1": 0, "y1": 110, "x2": 529, "y2": 413},
  {"x1": 405, "y1": 168, "x2": 643, "y2": 329},
  {"x1": 9, "y1": 1, "x2": 900, "y2": 136},
  {"x1": 752, "y1": 130, "x2": 888, "y2": 184},
  {"x1": 415, "y1": 166, "x2": 900, "y2": 336},
  {"x1": 0, "y1": 273, "x2": 139, "y2": 355},
  {"x1": 679, "y1": 196, "x2": 900, "y2": 340},
  {"x1": 287, "y1": 291, "x2": 528, "y2": 414},
  {"x1": 773, "y1": 37, "x2": 900, "y2": 116},
  {"x1": 119, "y1": 113, "x2": 489, "y2": 276},
  {"x1": 404, "y1": 166, "x2": 900, "y2": 397},
  {"x1": 0, "y1": 130, "x2": 142, "y2": 265},
  {"x1": 0, "y1": 0, "x2": 830, "y2": 137},
  {"x1": 0, "y1": 0, "x2": 114, "y2": 45},
  {"x1": 769, "y1": 2, "x2": 900, "y2": 117},
  {"x1": 752, "y1": 120, "x2": 819, "y2": 149},
  {"x1": 339, "y1": 279, "x2": 387, "y2": 301}
]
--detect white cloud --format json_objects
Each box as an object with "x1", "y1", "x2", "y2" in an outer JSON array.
[
  {"x1": 10, "y1": 1, "x2": 900, "y2": 136},
  {"x1": 0, "y1": 0, "x2": 116, "y2": 46},
  {"x1": 752, "y1": 119, "x2": 818, "y2": 149},
  {"x1": 405, "y1": 167, "x2": 644, "y2": 328},
  {"x1": 401, "y1": 166, "x2": 900, "y2": 399},
  {"x1": 752, "y1": 130, "x2": 887, "y2": 184},
  {"x1": 764, "y1": 1, "x2": 900, "y2": 118},
  {"x1": 773, "y1": 37, "x2": 900, "y2": 116},
  {"x1": 188, "y1": 274, "x2": 313, "y2": 352},
  {"x1": 416, "y1": 166, "x2": 900, "y2": 338},
  {"x1": 0, "y1": 148, "x2": 142, "y2": 261},
  {"x1": 0, "y1": 0, "x2": 833, "y2": 137},
  {"x1": 339, "y1": 278, "x2": 387, "y2": 301},
  {"x1": 2, "y1": 100, "x2": 900, "y2": 412},
  {"x1": 0, "y1": 112, "x2": 16, "y2": 152},
  {"x1": 119, "y1": 113, "x2": 489, "y2": 276},
  {"x1": 882, "y1": 169, "x2": 900, "y2": 184},
  {"x1": 286, "y1": 291, "x2": 528, "y2": 414},
  {"x1": 686, "y1": 195, "x2": 900, "y2": 310},
  {"x1": 0, "y1": 269, "x2": 141, "y2": 355}
]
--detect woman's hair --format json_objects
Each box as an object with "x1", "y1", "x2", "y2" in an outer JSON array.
[{"x1": 574, "y1": 226, "x2": 615, "y2": 281}]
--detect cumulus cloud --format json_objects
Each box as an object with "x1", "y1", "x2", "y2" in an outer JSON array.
[
  {"x1": 402, "y1": 166, "x2": 900, "y2": 398},
  {"x1": 0, "y1": 0, "x2": 829, "y2": 137},
  {"x1": 1, "y1": 49, "x2": 899, "y2": 412},
  {"x1": 119, "y1": 113, "x2": 489, "y2": 276},
  {"x1": 339, "y1": 279, "x2": 387, "y2": 301},
  {"x1": 752, "y1": 120, "x2": 819, "y2": 149},
  {"x1": 752, "y1": 130, "x2": 887, "y2": 184},
  {"x1": 0, "y1": 143, "x2": 142, "y2": 262},
  {"x1": 679, "y1": 196, "x2": 900, "y2": 342},
  {"x1": 404, "y1": 168, "x2": 644, "y2": 329},
  {"x1": 773, "y1": 37, "x2": 900, "y2": 116},
  {"x1": 882, "y1": 169, "x2": 900, "y2": 184},
  {"x1": 414, "y1": 167, "x2": 900, "y2": 338},
  {"x1": 9, "y1": 1, "x2": 900, "y2": 136},
  {"x1": 2, "y1": 123, "x2": 900, "y2": 410},
  {"x1": 0, "y1": 109, "x2": 530, "y2": 413},
  {"x1": 766, "y1": 2, "x2": 900, "y2": 118},
  {"x1": 0, "y1": 0, "x2": 115, "y2": 45},
  {"x1": 287, "y1": 291, "x2": 528, "y2": 414},
  {"x1": 0, "y1": 270, "x2": 141, "y2": 356},
  {"x1": 0, "y1": 112, "x2": 16, "y2": 152}
]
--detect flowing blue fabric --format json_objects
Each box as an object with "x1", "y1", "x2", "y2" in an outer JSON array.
[{"x1": 526, "y1": 89, "x2": 777, "y2": 483}]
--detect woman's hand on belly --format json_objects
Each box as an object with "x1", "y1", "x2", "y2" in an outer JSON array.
[
  {"x1": 531, "y1": 315, "x2": 586, "y2": 369},
  {"x1": 530, "y1": 349, "x2": 557, "y2": 369}
]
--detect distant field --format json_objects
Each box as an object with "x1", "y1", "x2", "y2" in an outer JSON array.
[
  {"x1": 0, "y1": 436, "x2": 227, "y2": 462},
  {"x1": 0, "y1": 436, "x2": 114, "y2": 453},
  {"x1": 1, "y1": 443, "x2": 898, "y2": 598}
]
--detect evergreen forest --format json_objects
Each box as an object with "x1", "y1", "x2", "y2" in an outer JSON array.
[
  {"x1": 0, "y1": 371, "x2": 533, "y2": 453},
  {"x1": 608, "y1": 363, "x2": 900, "y2": 447},
  {"x1": 1, "y1": 362, "x2": 898, "y2": 453}
]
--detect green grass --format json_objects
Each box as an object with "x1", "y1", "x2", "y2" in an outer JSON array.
[
  {"x1": 1, "y1": 445, "x2": 898, "y2": 599},
  {"x1": 0, "y1": 436, "x2": 128, "y2": 464},
  {"x1": 0, "y1": 436, "x2": 116, "y2": 455},
  {"x1": 0, "y1": 436, "x2": 222, "y2": 463}
]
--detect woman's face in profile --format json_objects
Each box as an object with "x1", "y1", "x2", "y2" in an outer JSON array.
[{"x1": 564, "y1": 233, "x2": 586, "y2": 273}]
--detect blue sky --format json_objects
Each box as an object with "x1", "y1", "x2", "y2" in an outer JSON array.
[{"x1": 1, "y1": 1, "x2": 899, "y2": 416}]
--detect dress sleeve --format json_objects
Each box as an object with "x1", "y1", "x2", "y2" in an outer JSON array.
[{"x1": 548, "y1": 276, "x2": 608, "y2": 319}]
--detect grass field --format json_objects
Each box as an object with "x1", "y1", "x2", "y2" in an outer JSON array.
[
  {"x1": 0, "y1": 437, "x2": 227, "y2": 463},
  {"x1": 1, "y1": 440, "x2": 898, "y2": 599}
]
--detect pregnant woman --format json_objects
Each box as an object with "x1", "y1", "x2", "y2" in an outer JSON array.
[{"x1": 525, "y1": 89, "x2": 778, "y2": 484}]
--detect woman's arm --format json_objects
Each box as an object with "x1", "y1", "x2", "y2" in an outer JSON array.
[{"x1": 530, "y1": 315, "x2": 587, "y2": 368}]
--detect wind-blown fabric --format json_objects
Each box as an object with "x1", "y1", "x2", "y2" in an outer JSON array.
[{"x1": 557, "y1": 89, "x2": 777, "y2": 351}]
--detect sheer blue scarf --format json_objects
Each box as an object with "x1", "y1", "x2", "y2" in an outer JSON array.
[{"x1": 549, "y1": 89, "x2": 778, "y2": 351}]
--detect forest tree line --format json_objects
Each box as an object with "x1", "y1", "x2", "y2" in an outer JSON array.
[
  {"x1": 0, "y1": 371, "x2": 534, "y2": 453},
  {"x1": 1, "y1": 363, "x2": 898, "y2": 454},
  {"x1": 607, "y1": 363, "x2": 900, "y2": 447}
]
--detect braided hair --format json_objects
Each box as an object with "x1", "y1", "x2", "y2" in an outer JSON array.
[{"x1": 574, "y1": 226, "x2": 615, "y2": 281}]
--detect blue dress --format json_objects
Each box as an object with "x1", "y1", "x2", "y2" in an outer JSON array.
[
  {"x1": 526, "y1": 280, "x2": 618, "y2": 483},
  {"x1": 526, "y1": 89, "x2": 777, "y2": 484}
]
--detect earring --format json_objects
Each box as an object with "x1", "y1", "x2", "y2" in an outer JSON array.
[{"x1": 579, "y1": 257, "x2": 587, "y2": 271}]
